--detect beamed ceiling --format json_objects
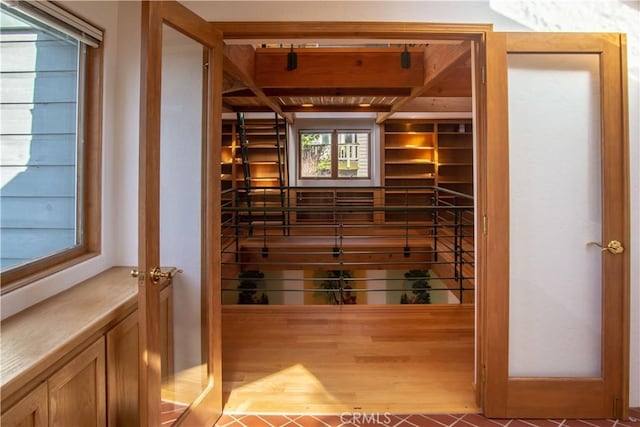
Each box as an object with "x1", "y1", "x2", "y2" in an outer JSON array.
[{"x1": 222, "y1": 41, "x2": 473, "y2": 123}]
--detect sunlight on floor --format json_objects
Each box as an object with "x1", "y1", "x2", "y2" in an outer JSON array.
[{"x1": 224, "y1": 363, "x2": 351, "y2": 414}]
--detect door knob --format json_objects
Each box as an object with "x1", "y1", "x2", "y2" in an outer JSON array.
[
  {"x1": 149, "y1": 267, "x2": 183, "y2": 282},
  {"x1": 586, "y1": 240, "x2": 624, "y2": 254}
]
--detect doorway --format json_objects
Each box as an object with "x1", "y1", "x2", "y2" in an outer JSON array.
[{"x1": 214, "y1": 25, "x2": 485, "y2": 415}]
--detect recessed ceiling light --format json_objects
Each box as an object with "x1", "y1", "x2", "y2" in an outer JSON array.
[
  {"x1": 302, "y1": 103, "x2": 314, "y2": 107},
  {"x1": 359, "y1": 103, "x2": 371, "y2": 108}
]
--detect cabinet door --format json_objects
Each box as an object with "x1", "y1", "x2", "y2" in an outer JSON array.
[
  {"x1": 1, "y1": 382, "x2": 48, "y2": 427},
  {"x1": 106, "y1": 312, "x2": 139, "y2": 427},
  {"x1": 48, "y1": 337, "x2": 106, "y2": 427}
]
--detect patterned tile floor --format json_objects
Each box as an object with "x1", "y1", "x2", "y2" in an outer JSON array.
[{"x1": 215, "y1": 409, "x2": 640, "y2": 427}]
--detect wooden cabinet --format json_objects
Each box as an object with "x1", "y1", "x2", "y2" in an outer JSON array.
[
  {"x1": 1, "y1": 382, "x2": 48, "y2": 427},
  {"x1": 48, "y1": 337, "x2": 106, "y2": 427},
  {"x1": 0, "y1": 270, "x2": 142, "y2": 427},
  {"x1": 106, "y1": 312, "x2": 138, "y2": 427}
]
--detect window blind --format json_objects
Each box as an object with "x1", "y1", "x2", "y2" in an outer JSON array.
[{"x1": 1, "y1": 0, "x2": 102, "y2": 47}]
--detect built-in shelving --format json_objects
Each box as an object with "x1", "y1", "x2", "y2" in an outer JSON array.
[{"x1": 381, "y1": 119, "x2": 473, "y2": 221}]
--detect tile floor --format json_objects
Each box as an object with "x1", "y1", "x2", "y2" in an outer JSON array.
[{"x1": 215, "y1": 409, "x2": 640, "y2": 427}]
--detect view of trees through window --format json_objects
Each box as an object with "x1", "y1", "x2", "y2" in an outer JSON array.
[{"x1": 299, "y1": 130, "x2": 369, "y2": 179}]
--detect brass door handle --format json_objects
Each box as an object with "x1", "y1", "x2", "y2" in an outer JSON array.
[
  {"x1": 130, "y1": 267, "x2": 183, "y2": 282},
  {"x1": 587, "y1": 240, "x2": 624, "y2": 254},
  {"x1": 149, "y1": 267, "x2": 183, "y2": 282}
]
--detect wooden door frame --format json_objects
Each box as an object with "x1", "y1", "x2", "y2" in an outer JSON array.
[
  {"x1": 483, "y1": 32, "x2": 630, "y2": 419},
  {"x1": 139, "y1": 2, "x2": 223, "y2": 426},
  {"x1": 211, "y1": 21, "x2": 491, "y2": 411},
  {"x1": 211, "y1": 22, "x2": 630, "y2": 419}
]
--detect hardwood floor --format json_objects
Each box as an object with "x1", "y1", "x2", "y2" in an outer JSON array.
[{"x1": 222, "y1": 305, "x2": 478, "y2": 414}]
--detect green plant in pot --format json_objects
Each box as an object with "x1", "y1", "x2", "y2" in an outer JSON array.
[
  {"x1": 237, "y1": 270, "x2": 269, "y2": 305},
  {"x1": 317, "y1": 270, "x2": 353, "y2": 305},
  {"x1": 401, "y1": 269, "x2": 431, "y2": 304}
]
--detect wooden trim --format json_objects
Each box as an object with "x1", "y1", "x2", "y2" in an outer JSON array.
[
  {"x1": 472, "y1": 35, "x2": 487, "y2": 410},
  {"x1": 618, "y1": 33, "x2": 630, "y2": 421},
  {"x1": 138, "y1": 2, "x2": 163, "y2": 426},
  {"x1": 84, "y1": 43, "x2": 104, "y2": 255},
  {"x1": 0, "y1": 32, "x2": 104, "y2": 295},
  {"x1": 483, "y1": 31, "x2": 509, "y2": 417},
  {"x1": 211, "y1": 21, "x2": 493, "y2": 39},
  {"x1": 209, "y1": 33, "x2": 225, "y2": 414}
]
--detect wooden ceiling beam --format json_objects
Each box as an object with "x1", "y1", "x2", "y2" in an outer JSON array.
[
  {"x1": 282, "y1": 105, "x2": 391, "y2": 113},
  {"x1": 376, "y1": 41, "x2": 472, "y2": 123},
  {"x1": 225, "y1": 87, "x2": 414, "y2": 97},
  {"x1": 223, "y1": 45, "x2": 294, "y2": 124},
  {"x1": 397, "y1": 97, "x2": 473, "y2": 113},
  {"x1": 254, "y1": 48, "x2": 424, "y2": 88}
]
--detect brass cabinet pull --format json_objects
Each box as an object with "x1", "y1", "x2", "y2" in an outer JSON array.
[{"x1": 586, "y1": 240, "x2": 624, "y2": 254}]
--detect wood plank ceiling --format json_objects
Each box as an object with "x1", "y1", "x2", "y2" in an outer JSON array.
[{"x1": 222, "y1": 42, "x2": 472, "y2": 123}]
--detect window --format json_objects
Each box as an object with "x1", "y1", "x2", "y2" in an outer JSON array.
[
  {"x1": 299, "y1": 130, "x2": 370, "y2": 179},
  {"x1": 0, "y1": 2, "x2": 102, "y2": 293}
]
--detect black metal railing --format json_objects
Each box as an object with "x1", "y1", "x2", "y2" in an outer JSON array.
[{"x1": 221, "y1": 186, "x2": 474, "y2": 305}]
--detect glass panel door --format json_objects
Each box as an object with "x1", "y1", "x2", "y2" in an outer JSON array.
[
  {"x1": 483, "y1": 32, "x2": 628, "y2": 419},
  {"x1": 507, "y1": 53, "x2": 602, "y2": 377},
  {"x1": 158, "y1": 24, "x2": 208, "y2": 423}
]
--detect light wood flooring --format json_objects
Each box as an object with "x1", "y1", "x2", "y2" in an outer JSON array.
[{"x1": 222, "y1": 305, "x2": 478, "y2": 414}]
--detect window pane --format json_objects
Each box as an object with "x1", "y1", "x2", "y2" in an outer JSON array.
[
  {"x1": 338, "y1": 132, "x2": 369, "y2": 178},
  {"x1": 0, "y1": 7, "x2": 81, "y2": 271},
  {"x1": 300, "y1": 132, "x2": 332, "y2": 178}
]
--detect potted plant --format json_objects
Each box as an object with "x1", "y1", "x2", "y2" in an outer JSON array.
[
  {"x1": 237, "y1": 270, "x2": 269, "y2": 305},
  {"x1": 400, "y1": 269, "x2": 431, "y2": 304},
  {"x1": 317, "y1": 270, "x2": 354, "y2": 305}
]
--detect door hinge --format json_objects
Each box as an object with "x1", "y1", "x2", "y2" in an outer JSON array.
[
  {"x1": 481, "y1": 365, "x2": 487, "y2": 385},
  {"x1": 481, "y1": 66, "x2": 486, "y2": 85},
  {"x1": 482, "y1": 215, "x2": 488, "y2": 235}
]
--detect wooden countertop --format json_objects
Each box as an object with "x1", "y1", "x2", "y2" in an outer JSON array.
[{"x1": 0, "y1": 267, "x2": 138, "y2": 402}]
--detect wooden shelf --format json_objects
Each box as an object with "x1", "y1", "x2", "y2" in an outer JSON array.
[
  {"x1": 382, "y1": 119, "x2": 473, "y2": 202},
  {"x1": 385, "y1": 146, "x2": 435, "y2": 150},
  {"x1": 386, "y1": 174, "x2": 435, "y2": 179},
  {"x1": 385, "y1": 160, "x2": 434, "y2": 165}
]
